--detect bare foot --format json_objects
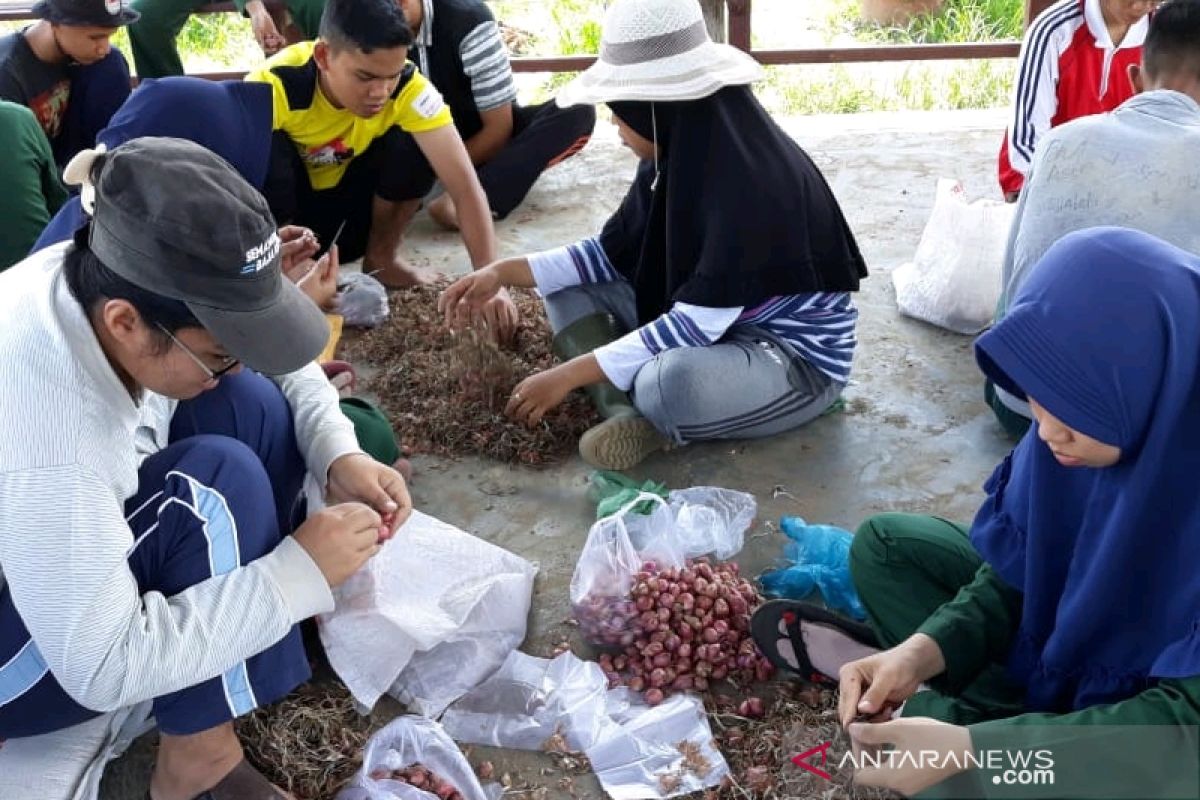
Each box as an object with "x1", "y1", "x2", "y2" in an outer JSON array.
[
  {"x1": 364, "y1": 251, "x2": 440, "y2": 289},
  {"x1": 427, "y1": 194, "x2": 461, "y2": 231}
]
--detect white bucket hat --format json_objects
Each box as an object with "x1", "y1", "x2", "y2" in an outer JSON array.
[{"x1": 555, "y1": 0, "x2": 764, "y2": 107}]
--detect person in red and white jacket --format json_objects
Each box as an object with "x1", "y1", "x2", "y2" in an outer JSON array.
[{"x1": 999, "y1": 0, "x2": 1155, "y2": 200}]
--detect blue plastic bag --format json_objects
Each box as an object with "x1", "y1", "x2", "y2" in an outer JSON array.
[{"x1": 759, "y1": 517, "x2": 867, "y2": 620}]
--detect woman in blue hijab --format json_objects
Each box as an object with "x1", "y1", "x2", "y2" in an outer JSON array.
[
  {"x1": 753, "y1": 227, "x2": 1200, "y2": 797},
  {"x1": 33, "y1": 76, "x2": 274, "y2": 250}
]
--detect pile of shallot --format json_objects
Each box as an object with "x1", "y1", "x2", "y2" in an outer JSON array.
[
  {"x1": 367, "y1": 764, "x2": 463, "y2": 800},
  {"x1": 574, "y1": 558, "x2": 775, "y2": 705}
]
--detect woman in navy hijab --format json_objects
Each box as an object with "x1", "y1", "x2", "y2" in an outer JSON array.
[
  {"x1": 754, "y1": 227, "x2": 1200, "y2": 797},
  {"x1": 34, "y1": 76, "x2": 275, "y2": 250}
]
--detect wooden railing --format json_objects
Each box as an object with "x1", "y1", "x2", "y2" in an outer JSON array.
[{"x1": 0, "y1": 0, "x2": 1040, "y2": 72}]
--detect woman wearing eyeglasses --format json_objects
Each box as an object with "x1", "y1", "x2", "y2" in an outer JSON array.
[{"x1": 0, "y1": 138, "x2": 410, "y2": 800}]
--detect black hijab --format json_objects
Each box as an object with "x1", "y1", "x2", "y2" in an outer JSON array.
[{"x1": 603, "y1": 86, "x2": 867, "y2": 325}]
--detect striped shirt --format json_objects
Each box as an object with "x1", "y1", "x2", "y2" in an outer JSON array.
[
  {"x1": 0, "y1": 244, "x2": 356, "y2": 716},
  {"x1": 530, "y1": 238, "x2": 858, "y2": 390},
  {"x1": 412, "y1": 0, "x2": 517, "y2": 114}
]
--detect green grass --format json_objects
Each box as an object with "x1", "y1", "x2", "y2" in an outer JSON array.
[
  {"x1": 2, "y1": 14, "x2": 256, "y2": 73},
  {"x1": 4, "y1": 0, "x2": 1019, "y2": 112},
  {"x1": 759, "y1": 59, "x2": 1014, "y2": 115},
  {"x1": 827, "y1": 0, "x2": 1023, "y2": 44}
]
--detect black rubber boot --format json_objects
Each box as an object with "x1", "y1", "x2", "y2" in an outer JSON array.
[
  {"x1": 552, "y1": 313, "x2": 639, "y2": 420},
  {"x1": 553, "y1": 313, "x2": 670, "y2": 469}
]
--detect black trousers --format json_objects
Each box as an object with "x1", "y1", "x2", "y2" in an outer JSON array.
[
  {"x1": 263, "y1": 128, "x2": 413, "y2": 263},
  {"x1": 262, "y1": 101, "x2": 595, "y2": 259},
  {"x1": 388, "y1": 100, "x2": 596, "y2": 219}
]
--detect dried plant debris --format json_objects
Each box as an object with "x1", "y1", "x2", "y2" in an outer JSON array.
[
  {"x1": 703, "y1": 685, "x2": 898, "y2": 800},
  {"x1": 342, "y1": 284, "x2": 599, "y2": 466},
  {"x1": 235, "y1": 681, "x2": 379, "y2": 800}
]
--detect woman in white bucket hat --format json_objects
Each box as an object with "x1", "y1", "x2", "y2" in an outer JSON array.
[{"x1": 440, "y1": 0, "x2": 868, "y2": 470}]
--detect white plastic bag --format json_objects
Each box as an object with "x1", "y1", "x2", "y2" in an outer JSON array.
[
  {"x1": 892, "y1": 178, "x2": 1016, "y2": 334},
  {"x1": 441, "y1": 652, "x2": 730, "y2": 800},
  {"x1": 337, "y1": 271, "x2": 390, "y2": 328},
  {"x1": 318, "y1": 510, "x2": 537, "y2": 715},
  {"x1": 336, "y1": 716, "x2": 490, "y2": 800},
  {"x1": 441, "y1": 651, "x2": 615, "y2": 752},
  {"x1": 569, "y1": 489, "x2": 755, "y2": 648},
  {"x1": 588, "y1": 690, "x2": 729, "y2": 800}
]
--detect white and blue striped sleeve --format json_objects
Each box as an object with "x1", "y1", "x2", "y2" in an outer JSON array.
[
  {"x1": 593, "y1": 303, "x2": 743, "y2": 391},
  {"x1": 459, "y1": 21, "x2": 518, "y2": 113},
  {"x1": 528, "y1": 237, "x2": 621, "y2": 296},
  {"x1": 1007, "y1": 4, "x2": 1075, "y2": 178}
]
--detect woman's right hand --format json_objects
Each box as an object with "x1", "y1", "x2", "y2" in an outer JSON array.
[
  {"x1": 838, "y1": 633, "x2": 945, "y2": 728},
  {"x1": 292, "y1": 502, "x2": 386, "y2": 588},
  {"x1": 437, "y1": 266, "x2": 504, "y2": 331}
]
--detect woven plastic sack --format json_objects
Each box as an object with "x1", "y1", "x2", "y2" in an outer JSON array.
[
  {"x1": 319, "y1": 511, "x2": 537, "y2": 716},
  {"x1": 892, "y1": 179, "x2": 1016, "y2": 334}
]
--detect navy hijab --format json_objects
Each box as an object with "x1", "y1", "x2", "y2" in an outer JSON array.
[
  {"x1": 972, "y1": 226, "x2": 1200, "y2": 712},
  {"x1": 33, "y1": 77, "x2": 274, "y2": 251},
  {"x1": 602, "y1": 86, "x2": 867, "y2": 325}
]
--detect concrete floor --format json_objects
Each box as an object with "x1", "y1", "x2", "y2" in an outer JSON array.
[{"x1": 102, "y1": 108, "x2": 1017, "y2": 799}]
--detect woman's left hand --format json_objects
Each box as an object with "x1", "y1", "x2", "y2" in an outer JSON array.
[
  {"x1": 849, "y1": 717, "x2": 973, "y2": 797},
  {"x1": 279, "y1": 225, "x2": 319, "y2": 280},
  {"x1": 326, "y1": 453, "x2": 413, "y2": 541},
  {"x1": 506, "y1": 365, "x2": 579, "y2": 426}
]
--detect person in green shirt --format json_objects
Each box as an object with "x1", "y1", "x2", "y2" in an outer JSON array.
[
  {"x1": 0, "y1": 100, "x2": 67, "y2": 271},
  {"x1": 755, "y1": 226, "x2": 1200, "y2": 798},
  {"x1": 127, "y1": 0, "x2": 325, "y2": 77}
]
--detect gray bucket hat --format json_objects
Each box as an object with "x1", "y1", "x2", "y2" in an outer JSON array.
[{"x1": 70, "y1": 137, "x2": 328, "y2": 376}]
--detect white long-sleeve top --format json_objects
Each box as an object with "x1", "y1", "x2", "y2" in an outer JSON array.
[
  {"x1": 0, "y1": 243, "x2": 360, "y2": 714},
  {"x1": 529, "y1": 238, "x2": 857, "y2": 391}
]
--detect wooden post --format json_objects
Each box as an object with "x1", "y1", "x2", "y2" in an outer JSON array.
[
  {"x1": 1024, "y1": 0, "x2": 1054, "y2": 27},
  {"x1": 727, "y1": 0, "x2": 752, "y2": 52},
  {"x1": 699, "y1": 0, "x2": 727, "y2": 42}
]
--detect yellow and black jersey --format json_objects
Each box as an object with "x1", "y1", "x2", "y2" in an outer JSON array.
[{"x1": 246, "y1": 42, "x2": 454, "y2": 190}]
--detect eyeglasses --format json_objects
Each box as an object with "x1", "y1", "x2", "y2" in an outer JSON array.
[{"x1": 156, "y1": 324, "x2": 240, "y2": 381}]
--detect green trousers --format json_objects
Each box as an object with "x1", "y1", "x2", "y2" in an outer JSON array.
[
  {"x1": 129, "y1": 0, "x2": 326, "y2": 78},
  {"x1": 849, "y1": 513, "x2": 1025, "y2": 725},
  {"x1": 129, "y1": 0, "x2": 205, "y2": 78},
  {"x1": 339, "y1": 398, "x2": 401, "y2": 467}
]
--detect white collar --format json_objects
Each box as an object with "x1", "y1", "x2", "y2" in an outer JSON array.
[{"x1": 1083, "y1": 0, "x2": 1149, "y2": 50}]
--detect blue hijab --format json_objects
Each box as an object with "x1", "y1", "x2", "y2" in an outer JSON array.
[
  {"x1": 33, "y1": 77, "x2": 274, "y2": 251},
  {"x1": 972, "y1": 226, "x2": 1200, "y2": 713}
]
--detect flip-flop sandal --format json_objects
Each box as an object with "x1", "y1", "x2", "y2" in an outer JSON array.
[
  {"x1": 750, "y1": 599, "x2": 879, "y2": 685},
  {"x1": 321, "y1": 360, "x2": 357, "y2": 394}
]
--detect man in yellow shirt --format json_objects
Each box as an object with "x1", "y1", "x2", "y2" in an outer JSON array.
[{"x1": 249, "y1": 0, "x2": 517, "y2": 337}]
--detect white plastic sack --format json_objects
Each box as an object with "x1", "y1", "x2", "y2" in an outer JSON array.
[
  {"x1": 440, "y1": 652, "x2": 730, "y2": 800},
  {"x1": 318, "y1": 510, "x2": 537, "y2": 715},
  {"x1": 892, "y1": 178, "x2": 1016, "y2": 334},
  {"x1": 569, "y1": 489, "x2": 755, "y2": 648},
  {"x1": 335, "y1": 716, "x2": 490, "y2": 800}
]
